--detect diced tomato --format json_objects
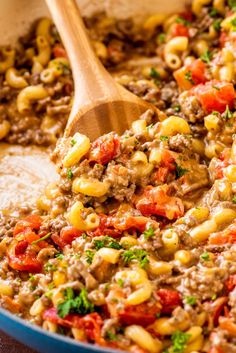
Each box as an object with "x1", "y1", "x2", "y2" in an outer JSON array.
[
  {"x1": 208, "y1": 347, "x2": 225, "y2": 353},
  {"x1": 161, "y1": 150, "x2": 176, "y2": 171},
  {"x1": 14, "y1": 215, "x2": 42, "y2": 236},
  {"x1": 118, "y1": 303, "x2": 161, "y2": 327},
  {"x1": 209, "y1": 297, "x2": 228, "y2": 326},
  {"x1": 43, "y1": 309, "x2": 105, "y2": 345},
  {"x1": 157, "y1": 289, "x2": 182, "y2": 314},
  {"x1": 225, "y1": 275, "x2": 236, "y2": 292},
  {"x1": 174, "y1": 59, "x2": 207, "y2": 90},
  {"x1": 80, "y1": 313, "x2": 105, "y2": 345},
  {"x1": 208, "y1": 222, "x2": 236, "y2": 245},
  {"x1": 7, "y1": 239, "x2": 42, "y2": 273},
  {"x1": 153, "y1": 167, "x2": 169, "y2": 183},
  {"x1": 179, "y1": 11, "x2": 193, "y2": 22},
  {"x1": 88, "y1": 214, "x2": 122, "y2": 238},
  {"x1": 52, "y1": 227, "x2": 83, "y2": 248},
  {"x1": 135, "y1": 185, "x2": 184, "y2": 220},
  {"x1": 43, "y1": 308, "x2": 82, "y2": 328},
  {"x1": 219, "y1": 316, "x2": 236, "y2": 336},
  {"x1": 60, "y1": 226, "x2": 82, "y2": 245},
  {"x1": 172, "y1": 23, "x2": 189, "y2": 37},
  {"x1": 53, "y1": 45, "x2": 68, "y2": 58},
  {"x1": 89, "y1": 132, "x2": 120, "y2": 165},
  {"x1": 191, "y1": 80, "x2": 235, "y2": 113},
  {"x1": 219, "y1": 31, "x2": 228, "y2": 48}
]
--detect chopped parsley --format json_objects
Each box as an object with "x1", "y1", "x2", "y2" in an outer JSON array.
[
  {"x1": 212, "y1": 85, "x2": 220, "y2": 91},
  {"x1": 67, "y1": 168, "x2": 73, "y2": 180},
  {"x1": 71, "y1": 138, "x2": 76, "y2": 146},
  {"x1": 158, "y1": 33, "x2": 166, "y2": 43},
  {"x1": 143, "y1": 226, "x2": 155, "y2": 240},
  {"x1": 228, "y1": 0, "x2": 236, "y2": 11},
  {"x1": 171, "y1": 331, "x2": 191, "y2": 353},
  {"x1": 31, "y1": 232, "x2": 51, "y2": 245},
  {"x1": 85, "y1": 250, "x2": 95, "y2": 264},
  {"x1": 106, "y1": 331, "x2": 118, "y2": 341},
  {"x1": 147, "y1": 123, "x2": 154, "y2": 130},
  {"x1": 122, "y1": 249, "x2": 149, "y2": 268},
  {"x1": 212, "y1": 111, "x2": 220, "y2": 116},
  {"x1": 200, "y1": 50, "x2": 213, "y2": 64},
  {"x1": 150, "y1": 67, "x2": 160, "y2": 79},
  {"x1": 174, "y1": 105, "x2": 181, "y2": 112},
  {"x1": 57, "y1": 287, "x2": 94, "y2": 319},
  {"x1": 184, "y1": 71, "x2": 195, "y2": 84},
  {"x1": 231, "y1": 17, "x2": 236, "y2": 29},
  {"x1": 209, "y1": 8, "x2": 219, "y2": 17},
  {"x1": 201, "y1": 252, "x2": 210, "y2": 261},
  {"x1": 160, "y1": 135, "x2": 169, "y2": 142},
  {"x1": 117, "y1": 278, "x2": 124, "y2": 288},
  {"x1": 93, "y1": 236, "x2": 122, "y2": 250},
  {"x1": 29, "y1": 274, "x2": 36, "y2": 282},
  {"x1": 44, "y1": 263, "x2": 57, "y2": 272},
  {"x1": 175, "y1": 164, "x2": 189, "y2": 179},
  {"x1": 222, "y1": 105, "x2": 233, "y2": 119},
  {"x1": 185, "y1": 296, "x2": 197, "y2": 305},
  {"x1": 175, "y1": 17, "x2": 190, "y2": 26},
  {"x1": 233, "y1": 196, "x2": 236, "y2": 203},
  {"x1": 55, "y1": 253, "x2": 64, "y2": 260},
  {"x1": 213, "y1": 19, "x2": 222, "y2": 31}
]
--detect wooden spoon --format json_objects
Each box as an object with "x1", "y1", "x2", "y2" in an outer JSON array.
[{"x1": 45, "y1": 0, "x2": 163, "y2": 141}]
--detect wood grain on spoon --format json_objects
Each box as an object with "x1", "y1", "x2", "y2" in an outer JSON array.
[{"x1": 45, "y1": 0, "x2": 162, "y2": 141}]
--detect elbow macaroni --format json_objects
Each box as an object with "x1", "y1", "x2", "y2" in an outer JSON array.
[
  {"x1": 164, "y1": 37, "x2": 188, "y2": 69},
  {"x1": 63, "y1": 133, "x2": 91, "y2": 168},
  {"x1": 17, "y1": 85, "x2": 48, "y2": 114}
]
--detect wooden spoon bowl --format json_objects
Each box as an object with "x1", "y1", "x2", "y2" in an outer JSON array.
[{"x1": 46, "y1": 0, "x2": 162, "y2": 140}]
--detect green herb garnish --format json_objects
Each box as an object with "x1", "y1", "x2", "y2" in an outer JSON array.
[
  {"x1": 175, "y1": 17, "x2": 190, "y2": 26},
  {"x1": 85, "y1": 250, "x2": 95, "y2": 264},
  {"x1": 55, "y1": 253, "x2": 64, "y2": 260},
  {"x1": 67, "y1": 168, "x2": 73, "y2": 180},
  {"x1": 71, "y1": 139, "x2": 76, "y2": 146},
  {"x1": 184, "y1": 71, "x2": 195, "y2": 84},
  {"x1": 185, "y1": 296, "x2": 197, "y2": 305},
  {"x1": 122, "y1": 249, "x2": 149, "y2": 268},
  {"x1": 200, "y1": 50, "x2": 213, "y2": 64},
  {"x1": 174, "y1": 105, "x2": 181, "y2": 112},
  {"x1": 233, "y1": 196, "x2": 236, "y2": 203},
  {"x1": 44, "y1": 263, "x2": 57, "y2": 272},
  {"x1": 57, "y1": 287, "x2": 94, "y2": 319},
  {"x1": 228, "y1": 0, "x2": 236, "y2": 11},
  {"x1": 31, "y1": 232, "x2": 51, "y2": 245},
  {"x1": 93, "y1": 236, "x2": 122, "y2": 251},
  {"x1": 213, "y1": 19, "x2": 222, "y2": 31},
  {"x1": 106, "y1": 331, "x2": 118, "y2": 341},
  {"x1": 160, "y1": 135, "x2": 169, "y2": 142},
  {"x1": 209, "y1": 8, "x2": 219, "y2": 17},
  {"x1": 117, "y1": 278, "x2": 124, "y2": 288},
  {"x1": 150, "y1": 67, "x2": 160, "y2": 79},
  {"x1": 222, "y1": 105, "x2": 233, "y2": 119},
  {"x1": 171, "y1": 331, "x2": 191, "y2": 353},
  {"x1": 143, "y1": 226, "x2": 155, "y2": 240},
  {"x1": 175, "y1": 164, "x2": 189, "y2": 179},
  {"x1": 158, "y1": 33, "x2": 166, "y2": 43},
  {"x1": 201, "y1": 252, "x2": 210, "y2": 261},
  {"x1": 212, "y1": 85, "x2": 220, "y2": 91}
]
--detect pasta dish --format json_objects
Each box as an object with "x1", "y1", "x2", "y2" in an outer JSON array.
[{"x1": 0, "y1": 1, "x2": 236, "y2": 352}]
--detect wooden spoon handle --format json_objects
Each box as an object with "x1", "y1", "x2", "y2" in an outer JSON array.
[{"x1": 45, "y1": 0, "x2": 115, "y2": 108}]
